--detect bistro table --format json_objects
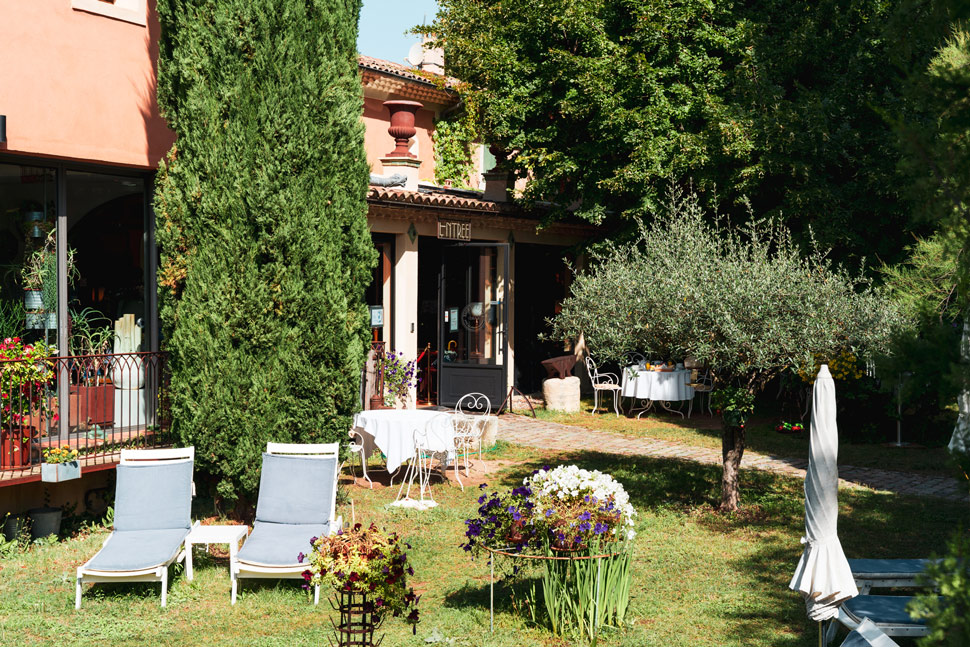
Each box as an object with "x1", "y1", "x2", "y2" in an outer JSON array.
[
  {"x1": 184, "y1": 524, "x2": 249, "y2": 581},
  {"x1": 620, "y1": 366, "x2": 695, "y2": 418},
  {"x1": 352, "y1": 409, "x2": 457, "y2": 474}
]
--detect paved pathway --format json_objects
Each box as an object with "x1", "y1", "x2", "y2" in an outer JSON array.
[{"x1": 496, "y1": 415, "x2": 966, "y2": 501}]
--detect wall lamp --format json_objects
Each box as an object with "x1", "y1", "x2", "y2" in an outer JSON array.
[{"x1": 0, "y1": 115, "x2": 6, "y2": 145}]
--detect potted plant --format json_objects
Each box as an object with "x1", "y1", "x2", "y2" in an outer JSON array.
[
  {"x1": 376, "y1": 350, "x2": 417, "y2": 409},
  {"x1": 303, "y1": 523, "x2": 420, "y2": 646},
  {"x1": 69, "y1": 308, "x2": 116, "y2": 429},
  {"x1": 462, "y1": 465, "x2": 636, "y2": 640},
  {"x1": 0, "y1": 336, "x2": 55, "y2": 469},
  {"x1": 21, "y1": 229, "x2": 77, "y2": 332},
  {"x1": 41, "y1": 445, "x2": 79, "y2": 482}
]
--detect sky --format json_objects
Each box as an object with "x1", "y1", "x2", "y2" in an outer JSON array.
[{"x1": 358, "y1": 0, "x2": 440, "y2": 64}]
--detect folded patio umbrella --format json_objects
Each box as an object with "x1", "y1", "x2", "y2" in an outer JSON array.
[{"x1": 790, "y1": 364, "x2": 859, "y2": 622}]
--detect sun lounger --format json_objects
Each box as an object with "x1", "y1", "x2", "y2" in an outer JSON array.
[
  {"x1": 75, "y1": 447, "x2": 195, "y2": 608},
  {"x1": 848, "y1": 558, "x2": 931, "y2": 594},
  {"x1": 230, "y1": 443, "x2": 342, "y2": 604},
  {"x1": 838, "y1": 617, "x2": 900, "y2": 646}
]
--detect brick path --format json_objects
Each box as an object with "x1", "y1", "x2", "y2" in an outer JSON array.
[{"x1": 497, "y1": 414, "x2": 966, "y2": 501}]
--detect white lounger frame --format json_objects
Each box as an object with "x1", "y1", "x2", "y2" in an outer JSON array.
[
  {"x1": 230, "y1": 443, "x2": 343, "y2": 605},
  {"x1": 75, "y1": 447, "x2": 196, "y2": 609},
  {"x1": 825, "y1": 604, "x2": 931, "y2": 645}
]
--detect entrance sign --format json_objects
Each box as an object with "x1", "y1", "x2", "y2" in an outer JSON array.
[
  {"x1": 369, "y1": 305, "x2": 384, "y2": 328},
  {"x1": 437, "y1": 219, "x2": 471, "y2": 241}
]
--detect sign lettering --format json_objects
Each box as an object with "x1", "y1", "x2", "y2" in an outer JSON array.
[{"x1": 437, "y1": 219, "x2": 471, "y2": 241}]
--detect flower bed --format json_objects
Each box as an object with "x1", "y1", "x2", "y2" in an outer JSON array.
[{"x1": 462, "y1": 465, "x2": 635, "y2": 640}]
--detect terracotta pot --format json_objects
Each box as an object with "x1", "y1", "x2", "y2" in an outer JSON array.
[
  {"x1": 1, "y1": 427, "x2": 32, "y2": 469},
  {"x1": 382, "y1": 100, "x2": 423, "y2": 158},
  {"x1": 69, "y1": 384, "x2": 115, "y2": 427}
]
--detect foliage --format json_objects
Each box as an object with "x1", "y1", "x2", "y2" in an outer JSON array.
[
  {"x1": 710, "y1": 387, "x2": 755, "y2": 428},
  {"x1": 551, "y1": 189, "x2": 905, "y2": 391},
  {"x1": 42, "y1": 445, "x2": 78, "y2": 464},
  {"x1": 432, "y1": 113, "x2": 478, "y2": 189},
  {"x1": 378, "y1": 350, "x2": 417, "y2": 406},
  {"x1": 795, "y1": 350, "x2": 865, "y2": 384},
  {"x1": 21, "y1": 230, "x2": 77, "y2": 314},
  {"x1": 424, "y1": 0, "x2": 958, "y2": 268},
  {"x1": 154, "y1": 0, "x2": 376, "y2": 504},
  {"x1": 881, "y1": 234, "x2": 962, "y2": 325},
  {"x1": 0, "y1": 337, "x2": 55, "y2": 429},
  {"x1": 423, "y1": 0, "x2": 747, "y2": 224},
  {"x1": 0, "y1": 299, "x2": 24, "y2": 340},
  {"x1": 303, "y1": 523, "x2": 420, "y2": 627},
  {"x1": 909, "y1": 531, "x2": 970, "y2": 645}
]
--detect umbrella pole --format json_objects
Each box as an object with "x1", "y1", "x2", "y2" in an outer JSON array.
[{"x1": 818, "y1": 621, "x2": 823, "y2": 647}]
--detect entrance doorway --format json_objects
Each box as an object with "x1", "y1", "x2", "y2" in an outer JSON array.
[{"x1": 437, "y1": 243, "x2": 508, "y2": 407}]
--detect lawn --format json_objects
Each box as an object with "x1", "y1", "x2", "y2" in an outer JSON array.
[
  {"x1": 536, "y1": 399, "x2": 955, "y2": 478},
  {"x1": 0, "y1": 440, "x2": 964, "y2": 646}
]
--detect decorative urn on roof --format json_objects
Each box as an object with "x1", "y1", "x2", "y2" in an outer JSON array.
[{"x1": 383, "y1": 100, "x2": 423, "y2": 158}]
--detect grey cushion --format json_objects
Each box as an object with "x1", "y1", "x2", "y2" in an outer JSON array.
[
  {"x1": 114, "y1": 460, "x2": 193, "y2": 532},
  {"x1": 236, "y1": 521, "x2": 329, "y2": 567},
  {"x1": 844, "y1": 595, "x2": 927, "y2": 626},
  {"x1": 848, "y1": 558, "x2": 930, "y2": 578},
  {"x1": 86, "y1": 528, "x2": 190, "y2": 572},
  {"x1": 255, "y1": 454, "x2": 336, "y2": 525}
]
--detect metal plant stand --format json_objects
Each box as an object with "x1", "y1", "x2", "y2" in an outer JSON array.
[{"x1": 329, "y1": 591, "x2": 384, "y2": 647}]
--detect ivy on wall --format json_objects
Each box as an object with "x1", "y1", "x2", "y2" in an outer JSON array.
[{"x1": 432, "y1": 111, "x2": 478, "y2": 189}]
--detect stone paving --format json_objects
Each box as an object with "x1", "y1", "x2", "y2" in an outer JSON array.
[{"x1": 496, "y1": 414, "x2": 967, "y2": 501}]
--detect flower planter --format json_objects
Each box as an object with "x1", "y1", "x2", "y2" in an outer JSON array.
[
  {"x1": 27, "y1": 506, "x2": 62, "y2": 540},
  {"x1": 2, "y1": 513, "x2": 26, "y2": 541},
  {"x1": 41, "y1": 460, "x2": 80, "y2": 483},
  {"x1": 69, "y1": 384, "x2": 115, "y2": 427},
  {"x1": 1, "y1": 427, "x2": 31, "y2": 469}
]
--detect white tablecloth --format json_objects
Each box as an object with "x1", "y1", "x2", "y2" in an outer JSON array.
[
  {"x1": 353, "y1": 409, "x2": 456, "y2": 473},
  {"x1": 621, "y1": 367, "x2": 695, "y2": 402}
]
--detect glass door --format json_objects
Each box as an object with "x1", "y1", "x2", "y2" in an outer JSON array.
[{"x1": 438, "y1": 243, "x2": 508, "y2": 407}]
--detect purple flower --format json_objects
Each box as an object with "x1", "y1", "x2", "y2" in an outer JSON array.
[
  {"x1": 297, "y1": 552, "x2": 305, "y2": 563},
  {"x1": 578, "y1": 511, "x2": 591, "y2": 521},
  {"x1": 593, "y1": 522, "x2": 607, "y2": 534},
  {"x1": 545, "y1": 508, "x2": 554, "y2": 517},
  {"x1": 578, "y1": 522, "x2": 591, "y2": 533}
]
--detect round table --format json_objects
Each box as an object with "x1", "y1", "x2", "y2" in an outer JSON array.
[
  {"x1": 353, "y1": 409, "x2": 456, "y2": 473},
  {"x1": 620, "y1": 367, "x2": 694, "y2": 417}
]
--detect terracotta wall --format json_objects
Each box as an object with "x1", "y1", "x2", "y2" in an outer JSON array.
[
  {"x1": 0, "y1": 0, "x2": 174, "y2": 168},
  {"x1": 363, "y1": 96, "x2": 437, "y2": 182}
]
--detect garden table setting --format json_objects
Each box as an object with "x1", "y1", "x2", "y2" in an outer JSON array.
[
  {"x1": 620, "y1": 362, "x2": 694, "y2": 418},
  {"x1": 352, "y1": 409, "x2": 458, "y2": 474}
]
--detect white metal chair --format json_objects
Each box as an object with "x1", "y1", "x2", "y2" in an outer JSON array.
[
  {"x1": 346, "y1": 430, "x2": 373, "y2": 488},
  {"x1": 75, "y1": 447, "x2": 196, "y2": 609},
  {"x1": 584, "y1": 355, "x2": 621, "y2": 416},
  {"x1": 396, "y1": 414, "x2": 456, "y2": 505},
  {"x1": 454, "y1": 393, "x2": 491, "y2": 481},
  {"x1": 230, "y1": 443, "x2": 342, "y2": 605}
]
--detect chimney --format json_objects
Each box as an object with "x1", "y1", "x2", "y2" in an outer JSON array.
[
  {"x1": 482, "y1": 144, "x2": 512, "y2": 202},
  {"x1": 380, "y1": 100, "x2": 423, "y2": 191},
  {"x1": 417, "y1": 34, "x2": 445, "y2": 76}
]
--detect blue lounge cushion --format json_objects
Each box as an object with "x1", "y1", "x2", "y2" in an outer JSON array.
[
  {"x1": 255, "y1": 454, "x2": 337, "y2": 525},
  {"x1": 86, "y1": 528, "x2": 190, "y2": 572},
  {"x1": 236, "y1": 521, "x2": 330, "y2": 567},
  {"x1": 843, "y1": 595, "x2": 927, "y2": 626},
  {"x1": 848, "y1": 559, "x2": 930, "y2": 578},
  {"x1": 114, "y1": 461, "x2": 193, "y2": 532}
]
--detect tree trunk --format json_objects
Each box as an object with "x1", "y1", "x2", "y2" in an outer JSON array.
[{"x1": 720, "y1": 422, "x2": 745, "y2": 512}]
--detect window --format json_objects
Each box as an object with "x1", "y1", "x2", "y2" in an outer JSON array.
[{"x1": 72, "y1": 0, "x2": 147, "y2": 26}]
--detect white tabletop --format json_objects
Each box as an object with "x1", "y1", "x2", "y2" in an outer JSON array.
[
  {"x1": 621, "y1": 367, "x2": 695, "y2": 402},
  {"x1": 186, "y1": 524, "x2": 248, "y2": 543},
  {"x1": 353, "y1": 409, "x2": 456, "y2": 473}
]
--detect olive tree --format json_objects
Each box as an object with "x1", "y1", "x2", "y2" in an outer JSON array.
[{"x1": 550, "y1": 189, "x2": 905, "y2": 511}]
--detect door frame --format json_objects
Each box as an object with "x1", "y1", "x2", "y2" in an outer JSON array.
[{"x1": 437, "y1": 241, "x2": 509, "y2": 407}]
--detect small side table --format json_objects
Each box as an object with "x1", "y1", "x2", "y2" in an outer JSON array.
[{"x1": 184, "y1": 524, "x2": 249, "y2": 581}]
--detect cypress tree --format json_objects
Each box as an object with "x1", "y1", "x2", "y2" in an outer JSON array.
[{"x1": 154, "y1": 0, "x2": 375, "y2": 505}]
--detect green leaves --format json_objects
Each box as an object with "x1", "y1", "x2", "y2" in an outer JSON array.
[
  {"x1": 550, "y1": 188, "x2": 906, "y2": 392},
  {"x1": 155, "y1": 0, "x2": 374, "y2": 505}
]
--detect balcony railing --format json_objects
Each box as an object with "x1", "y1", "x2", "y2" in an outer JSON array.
[{"x1": 0, "y1": 351, "x2": 170, "y2": 480}]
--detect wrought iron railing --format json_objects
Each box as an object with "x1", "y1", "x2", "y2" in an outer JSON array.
[{"x1": 0, "y1": 351, "x2": 169, "y2": 473}]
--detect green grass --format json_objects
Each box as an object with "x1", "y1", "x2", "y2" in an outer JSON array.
[
  {"x1": 0, "y1": 447, "x2": 965, "y2": 646},
  {"x1": 536, "y1": 398, "x2": 955, "y2": 478}
]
